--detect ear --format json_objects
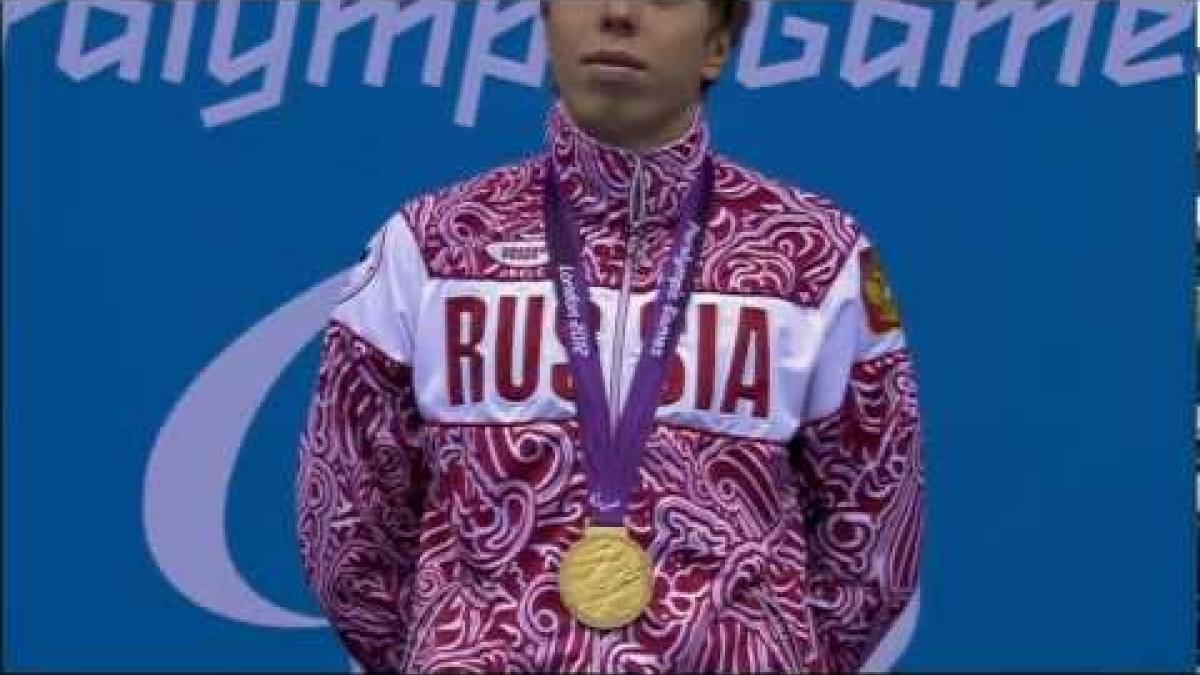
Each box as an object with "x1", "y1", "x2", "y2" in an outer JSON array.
[{"x1": 700, "y1": 28, "x2": 733, "y2": 82}]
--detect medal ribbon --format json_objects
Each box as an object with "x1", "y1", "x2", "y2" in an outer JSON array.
[{"x1": 543, "y1": 155, "x2": 714, "y2": 527}]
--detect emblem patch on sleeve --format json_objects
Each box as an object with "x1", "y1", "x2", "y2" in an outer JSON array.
[
  {"x1": 860, "y1": 248, "x2": 902, "y2": 334},
  {"x1": 338, "y1": 228, "x2": 385, "y2": 304}
]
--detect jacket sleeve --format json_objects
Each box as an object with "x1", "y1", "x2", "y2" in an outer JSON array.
[
  {"x1": 791, "y1": 235, "x2": 926, "y2": 673},
  {"x1": 296, "y1": 215, "x2": 429, "y2": 673}
]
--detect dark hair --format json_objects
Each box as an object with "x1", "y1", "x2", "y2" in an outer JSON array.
[
  {"x1": 702, "y1": 0, "x2": 750, "y2": 93},
  {"x1": 709, "y1": 0, "x2": 751, "y2": 46}
]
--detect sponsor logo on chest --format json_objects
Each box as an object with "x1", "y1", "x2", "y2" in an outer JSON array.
[{"x1": 484, "y1": 241, "x2": 549, "y2": 268}]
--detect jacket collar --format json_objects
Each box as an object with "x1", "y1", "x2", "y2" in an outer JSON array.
[{"x1": 545, "y1": 100, "x2": 711, "y2": 228}]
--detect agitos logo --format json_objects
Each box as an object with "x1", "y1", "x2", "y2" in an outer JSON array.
[{"x1": 142, "y1": 272, "x2": 346, "y2": 635}]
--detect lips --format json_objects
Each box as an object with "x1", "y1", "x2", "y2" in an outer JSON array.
[{"x1": 581, "y1": 50, "x2": 646, "y2": 71}]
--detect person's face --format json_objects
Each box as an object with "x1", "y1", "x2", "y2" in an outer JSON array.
[{"x1": 543, "y1": 0, "x2": 733, "y2": 147}]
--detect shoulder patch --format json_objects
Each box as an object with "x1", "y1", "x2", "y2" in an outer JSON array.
[
  {"x1": 860, "y1": 248, "x2": 902, "y2": 334},
  {"x1": 339, "y1": 227, "x2": 386, "y2": 304}
]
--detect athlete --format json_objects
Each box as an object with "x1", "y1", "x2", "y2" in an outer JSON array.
[{"x1": 297, "y1": 1, "x2": 925, "y2": 672}]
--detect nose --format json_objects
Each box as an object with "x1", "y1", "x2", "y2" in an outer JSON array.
[{"x1": 600, "y1": 0, "x2": 639, "y2": 36}]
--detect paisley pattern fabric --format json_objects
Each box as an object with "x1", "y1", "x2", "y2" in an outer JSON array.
[{"x1": 297, "y1": 101, "x2": 925, "y2": 673}]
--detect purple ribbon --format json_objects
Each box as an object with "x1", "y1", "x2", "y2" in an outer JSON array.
[{"x1": 543, "y1": 155, "x2": 714, "y2": 527}]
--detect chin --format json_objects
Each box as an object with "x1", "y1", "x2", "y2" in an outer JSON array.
[{"x1": 567, "y1": 91, "x2": 643, "y2": 130}]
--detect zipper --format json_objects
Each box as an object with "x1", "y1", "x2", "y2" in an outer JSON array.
[{"x1": 608, "y1": 157, "x2": 646, "y2": 434}]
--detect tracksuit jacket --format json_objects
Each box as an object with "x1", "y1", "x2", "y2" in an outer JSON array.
[{"x1": 297, "y1": 101, "x2": 925, "y2": 674}]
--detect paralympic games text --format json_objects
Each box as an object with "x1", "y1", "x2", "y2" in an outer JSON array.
[{"x1": 2, "y1": 0, "x2": 1193, "y2": 129}]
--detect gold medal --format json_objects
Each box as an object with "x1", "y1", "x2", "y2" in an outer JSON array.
[{"x1": 559, "y1": 526, "x2": 653, "y2": 629}]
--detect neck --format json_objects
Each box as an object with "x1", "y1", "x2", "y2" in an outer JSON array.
[
  {"x1": 547, "y1": 100, "x2": 711, "y2": 220},
  {"x1": 576, "y1": 104, "x2": 697, "y2": 155}
]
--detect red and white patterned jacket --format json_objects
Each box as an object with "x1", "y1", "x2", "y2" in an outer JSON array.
[{"x1": 297, "y1": 102, "x2": 925, "y2": 674}]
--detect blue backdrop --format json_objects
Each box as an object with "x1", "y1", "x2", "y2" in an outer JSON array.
[{"x1": 4, "y1": 0, "x2": 1195, "y2": 671}]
